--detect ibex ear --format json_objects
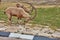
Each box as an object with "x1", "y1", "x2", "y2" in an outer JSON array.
[{"x1": 16, "y1": 3, "x2": 23, "y2": 7}]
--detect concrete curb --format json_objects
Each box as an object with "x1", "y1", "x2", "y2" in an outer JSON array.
[{"x1": 0, "y1": 32, "x2": 60, "y2": 40}]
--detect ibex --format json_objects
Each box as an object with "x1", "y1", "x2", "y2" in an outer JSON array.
[{"x1": 4, "y1": 2, "x2": 37, "y2": 25}]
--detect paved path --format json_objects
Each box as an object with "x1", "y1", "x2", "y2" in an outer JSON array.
[{"x1": 0, "y1": 32, "x2": 60, "y2": 40}]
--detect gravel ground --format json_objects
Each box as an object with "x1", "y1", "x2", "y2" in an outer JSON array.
[{"x1": 0, "y1": 21, "x2": 60, "y2": 38}]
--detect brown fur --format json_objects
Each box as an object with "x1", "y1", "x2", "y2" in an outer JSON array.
[{"x1": 5, "y1": 7, "x2": 31, "y2": 24}]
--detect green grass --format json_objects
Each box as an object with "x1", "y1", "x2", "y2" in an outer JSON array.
[
  {"x1": 0, "y1": 7, "x2": 60, "y2": 28},
  {"x1": 32, "y1": 7, "x2": 60, "y2": 28}
]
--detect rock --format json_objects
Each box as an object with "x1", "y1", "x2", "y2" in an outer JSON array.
[
  {"x1": 0, "y1": 21, "x2": 5, "y2": 23},
  {"x1": 0, "y1": 27, "x2": 7, "y2": 31},
  {"x1": 18, "y1": 25, "x2": 26, "y2": 33},
  {"x1": 52, "y1": 31, "x2": 60, "y2": 38},
  {"x1": 32, "y1": 29, "x2": 39, "y2": 35},
  {"x1": 5, "y1": 26, "x2": 20, "y2": 33},
  {"x1": 56, "y1": 29, "x2": 60, "y2": 32},
  {"x1": 38, "y1": 32, "x2": 52, "y2": 37},
  {"x1": 33, "y1": 27, "x2": 41, "y2": 30},
  {"x1": 41, "y1": 28, "x2": 54, "y2": 34},
  {"x1": 25, "y1": 23, "x2": 32, "y2": 26},
  {"x1": 45, "y1": 26, "x2": 49, "y2": 28},
  {"x1": 0, "y1": 23, "x2": 5, "y2": 27}
]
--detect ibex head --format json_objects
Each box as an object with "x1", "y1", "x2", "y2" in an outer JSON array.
[
  {"x1": 16, "y1": 2, "x2": 37, "y2": 20},
  {"x1": 16, "y1": 3, "x2": 23, "y2": 8}
]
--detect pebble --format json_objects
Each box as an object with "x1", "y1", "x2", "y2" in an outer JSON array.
[{"x1": 0, "y1": 28, "x2": 6, "y2": 31}]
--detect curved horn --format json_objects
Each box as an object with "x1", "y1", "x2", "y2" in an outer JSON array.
[
  {"x1": 30, "y1": 6, "x2": 37, "y2": 20},
  {"x1": 21, "y1": 2, "x2": 34, "y2": 14},
  {"x1": 21, "y1": 2, "x2": 37, "y2": 21}
]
